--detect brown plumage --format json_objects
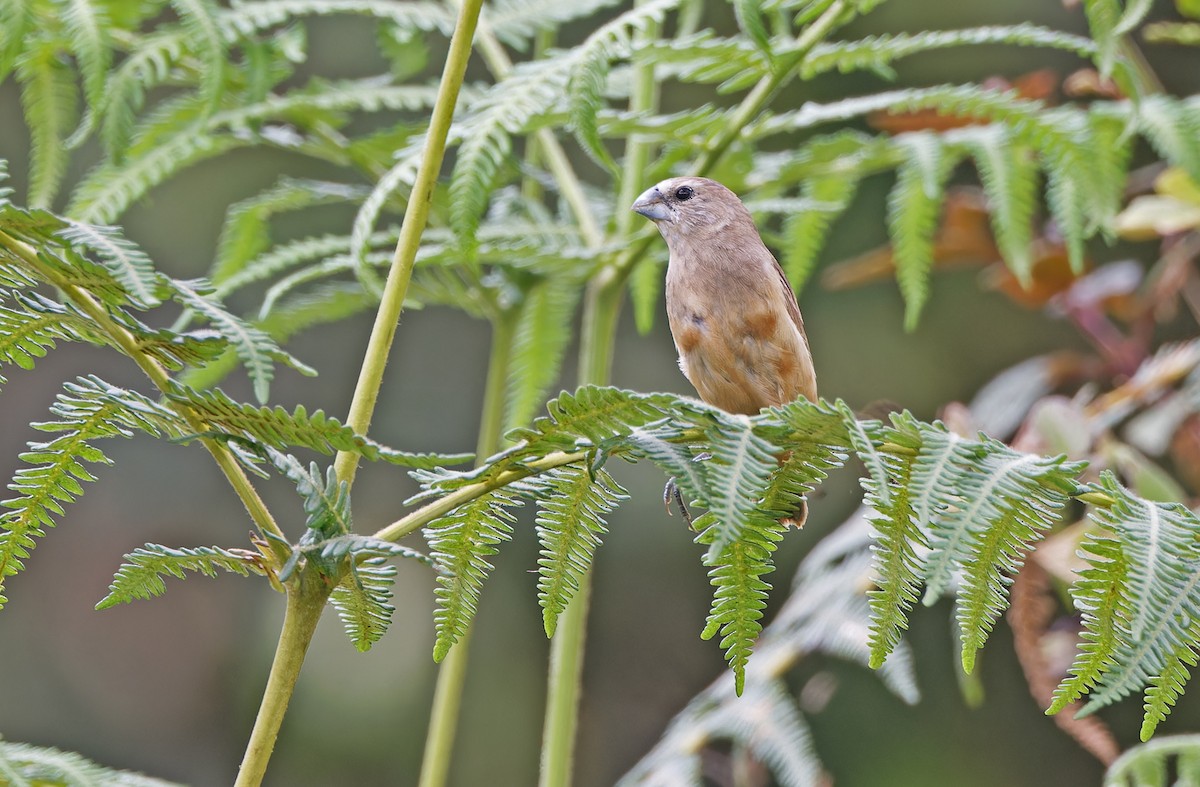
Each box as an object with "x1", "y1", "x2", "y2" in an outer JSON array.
[
  {"x1": 632, "y1": 176, "x2": 817, "y2": 527},
  {"x1": 632, "y1": 176, "x2": 816, "y2": 413}
]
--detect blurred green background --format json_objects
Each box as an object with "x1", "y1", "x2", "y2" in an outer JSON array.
[{"x1": 2, "y1": 0, "x2": 1199, "y2": 784}]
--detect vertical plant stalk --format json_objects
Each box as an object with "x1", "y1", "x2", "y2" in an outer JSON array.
[
  {"x1": 332, "y1": 0, "x2": 486, "y2": 488},
  {"x1": 235, "y1": 0, "x2": 486, "y2": 784},
  {"x1": 539, "y1": 7, "x2": 660, "y2": 782},
  {"x1": 418, "y1": 309, "x2": 517, "y2": 787}
]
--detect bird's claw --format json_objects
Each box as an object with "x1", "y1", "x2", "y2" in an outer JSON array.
[{"x1": 663, "y1": 477, "x2": 694, "y2": 529}]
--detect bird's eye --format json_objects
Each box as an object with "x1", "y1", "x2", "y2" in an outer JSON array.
[{"x1": 674, "y1": 185, "x2": 694, "y2": 201}]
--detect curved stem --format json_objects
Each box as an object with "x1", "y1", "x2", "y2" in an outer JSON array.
[
  {"x1": 234, "y1": 577, "x2": 330, "y2": 787},
  {"x1": 332, "y1": 0, "x2": 486, "y2": 488},
  {"x1": 418, "y1": 309, "x2": 517, "y2": 787}
]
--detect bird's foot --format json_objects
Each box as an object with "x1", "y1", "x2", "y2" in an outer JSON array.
[{"x1": 663, "y1": 477, "x2": 694, "y2": 529}]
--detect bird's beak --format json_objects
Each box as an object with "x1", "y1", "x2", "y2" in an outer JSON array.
[{"x1": 632, "y1": 186, "x2": 670, "y2": 222}]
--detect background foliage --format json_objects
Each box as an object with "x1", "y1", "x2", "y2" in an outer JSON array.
[{"x1": 3, "y1": 0, "x2": 1200, "y2": 785}]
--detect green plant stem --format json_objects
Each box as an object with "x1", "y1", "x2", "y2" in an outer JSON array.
[
  {"x1": 332, "y1": 0, "x2": 486, "y2": 488},
  {"x1": 538, "y1": 260, "x2": 626, "y2": 787},
  {"x1": 234, "y1": 576, "x2": 330, "y2": 787},
  {"x1": 233, "y1": 1, "x2": 485, "y2": 783},
  {"x1": 417, "y1": 309, "x2": 517, "y2": 787},
  {"x1": 0, "y1": 230, "x2": 288, "y2": 550}
]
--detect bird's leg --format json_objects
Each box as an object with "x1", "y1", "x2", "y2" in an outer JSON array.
[{"x1": 663, "y1": 477, "x2": 694, "y2": 528}]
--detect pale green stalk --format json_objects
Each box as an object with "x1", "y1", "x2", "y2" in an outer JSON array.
[
  {"x1": 234, "y1": 0, "x2": 486, "y2": 782},
  {"x1": 418, "y1": 309, "x2": 517, "y2": 787}
]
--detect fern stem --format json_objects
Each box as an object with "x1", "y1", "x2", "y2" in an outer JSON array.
[
  {"x1": 417, "y1": 309, "x2": 517, "y2": 787},
  {"x1": 332, "y1": 0, "x2": 485, "y2": 487},
  {"x1": 373, "y1": 450, "x2": 587, "y2": 543},
  {"x1": 234, "y1": 576, "x2": 330, "y2": 787},
  {"x1": 615, "y1": 4, "x2": 660, "y2": 238},
  {"x1": 695, "y1": 0, "x2": 848, "y2": 175},
  {"x1": 537, "y1": 247, "x2": 626, "y2": 787},
  {"x1": 0, "y1": 229, "x2": 288, "y2": 548},
  {"x1": 472, "y1": 22, "x2": 605, "y2": 247}
]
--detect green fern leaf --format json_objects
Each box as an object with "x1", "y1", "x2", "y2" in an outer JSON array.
[
  {"x1": 0, "y1": 291, "x2": 106, "y2": 377},
  {"x1": 960, "y1": 126, "x2": 1039, "y2": 287},
  {"x1": 170, "y1": 0, "x2": 227, "y2": 112},
  {"x1": 59, "y1": 0, "x2": 112, "y2": 115},
  {"x1": 0, "y1": 737, "x2": 183, "y2": 786},
  {"x1": 535, "y1": 465, "x2": 627, "y2": 637},
  {"x1": 487, "y1": 0, "x2": 623, "y2": 50},
  {"x1": 168, "y1": 385, "x2": 472, "y2": 468},
  {"x1": 683, "y1": 407, "x2": 779, "y2": 562},
  {"x1": 698, "y1": 516, "x2": 784, "y2": 695},
  {"x1": 781, "y1": 171, "x2": 860, "y2": 293},
  {"x1": 16, "y1": 37, "x2": 79, "y2": 209},
  {"x1": 330, "y1": 557, "x2": 397, "y2": 651},
  {"x1": 503, "y1": 277, "x2": 582, "y2": 432},
  {"x1": 1083, "y1": 0, "x2": 1122, "y2": 77},
  {"x1": 886, "y1": 132, "x2": 958, "y2": 331},
  {"x1": 214, "y1": 179, "x2": 368, "y2": 286},
  {"x1": 1137, "y1": 95, "x2": 1200, "y2": 186},
  {"x1": 58, "y1": 220, "x2": 166, "y2": 308},
  {"x1": 425, "y1": 487, "x2": 522, "y2": 661},
  {"x1": 731, "y1": 0, "x2": 772, "y2": 60},
  {"x1": 170, "y1": 278, "x2": 291, "y2": 403},
  {"x1": 0, "y1": 0, "x2": 34, "y2": 86},
  {"x1": 846, "y1": 411, "x2": 925, "y2": 669},
  {"x1": 0, "y1": 376, "x2": 188, "y2": 608},
  {"x1": 1049, "y1": 526, "x2": 1128, "y2": 713},
  {"x1": 271, "y1": 453, "x2": 352, "y2": 537},
  {"x1": 1104, "y1": 735, "x2": 1200, "y2": 787},
  {"x1": 99, "y1": 30, "x2": 190, "y2": 158},
  {"x1": 222, "y1": 0, "x2": 455, "y2": 38},
  {"x1": 1142, "y1": 642, "x2": 1199, "y2": 741},
  {"x1": 96, "y1": 543, "x2": 262, "y2": 609},
  {"x1": 1077, "y1": 473, "x2": 1200, "y2": 730},
  {"x1": 800, "y1": 25, "x2": 1097, "y2": 81}
]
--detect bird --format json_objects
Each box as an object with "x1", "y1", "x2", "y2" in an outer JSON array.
[{"x1": 632, "y1": 176, "x2": 817, "y2": 526}]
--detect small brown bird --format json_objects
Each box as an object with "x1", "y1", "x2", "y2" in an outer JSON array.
[
  {"x1": 632, "y1": 176, "x2": 817, "y2": 525},
  {"x1": 632, "y1": 176, "x2": 817, "y2": 412}
]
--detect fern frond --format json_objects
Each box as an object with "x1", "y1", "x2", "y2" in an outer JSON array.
[
  {"x1": 59, "y1": 0, "x2": 112, "y2": 114},
  {"x1": 504, "y1": 277, "x2": 584, "y2": 432},
  {"x1": 424, "y1": 487, "x2": 522, "y2": 660},
  {"x1": 170, "y1": 0, "x2": 227, "y2": 112},
  {"x1": 271, "y1": 453, "x2": 352, "y2": 537},
  {"x1": 223, "y1": 0, "x2": 455, "y2": 38},
  {"x1": 0, "y1": 0, "x2": 34, "y2": 85},
  {"x1": 170, "y1": 278, "x2": 295, "y2": 403},
  {"x1": 213, "y1": 178, "x2": 368, "y2": 286},
  {"x1": 330, "y1": 557, "x2": 397, "y2": 651},
  {"x1": 1083, "y1": 0, "x2": 1122, "y2": 78},
  {"x1": 58, "y1": 220, "x2": 166, "y2": 308},
  {"x1": 780, "y1": 169, "x2": 860, "y2": 292},
  {"x1": 1142, "y1": 641, "x2": 1199, "y2": 741},
  {"x1": 1137, "y1": 95, "x2": 1200, "y2": 185},
  {"x1": 698, "y1": 516, "x2": 784, "y2": 695},
  {"x1": 1105, "y1": 735, "x2": 1200, "y2": 787},
  {"x1": 886, "y1": 132, "x2": 959, "y2": 331},
  {"x1": 563, "y1": 0, "x2": 678, "y2": 175},
  {"x1": 1075, "y1": 474, "x2": 1200, "y2": 733},
  {"x1": 0, "y1": 291, "x2": 106, "y2": 378},
  {"x1": 167, "y1": 386, "x2": 472, "y2": 468},
  {"x1": 846, "y1": 412, "x2": 925, "y2": 669},
  {"x1": 705, "y1": 682, "x2": 821, "y2": 786},
  {"x1": 1049, "y1": 519, "x2": 1129, "y2": 713},
  {"x1": 960, "y1": 126, "x2": 1039, "y2": 286},
  {"x1": 0, "y1": 737, "x2": 183, "y2": 787},
  {"x1": 16, "y1": 37, "x2": 79, "y2": 209},
  {"x1": 535, "y1": 465, "x2": 627, "y2": 636},
  {"x1": 0, "y1": 376, "x2": 186, "y2": 607},
  {"x1": 486, "y1": 0, "x2": 623, "y2": 50},
  {"x1": 96, "y1": 543, "x2": 263, "y2": 609},
  {"x1": 69, "y1": 131, "x2": 246, "y2": 224},
  {"x1": 100, "y1": 30, "x2": 191, "y2": 157},
  {"x1": 800, "y1": 25, "x2": 1096, "y2": 81}
]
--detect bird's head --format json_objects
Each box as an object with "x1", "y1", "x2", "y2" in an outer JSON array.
[{"x1": 631, "y1": 177, "x2": 751, "y2": 243}]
